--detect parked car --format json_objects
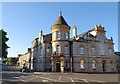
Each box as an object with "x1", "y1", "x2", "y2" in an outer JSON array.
[{"x1": 20, "y1": 66, "x2": 29, "y2": 72}]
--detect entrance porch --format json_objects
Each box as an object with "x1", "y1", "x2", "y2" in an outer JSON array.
[{"x1": 51, "y1": 53, "x2": 65, "y2": 72}]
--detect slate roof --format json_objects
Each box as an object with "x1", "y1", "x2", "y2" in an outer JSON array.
[
  {"x1": 43, "y1": 33, "x2": 52, "y2": 43},
  {"x1": 70, "y1": 28, "x2": 95, "y2": 41},
  {"x1": 77, "y1": 28, "x2": 94, "y2": 39},
  {"x1": 54, "y1": 15, "x2": 69, "y2": 26}
]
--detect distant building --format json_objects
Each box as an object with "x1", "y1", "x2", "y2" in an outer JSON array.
[
  {"x1": 18, "y1": 48, "x2": 31, "y2": 68},
  {"x1": 18, "y1": 12, "x2": 118, "y2": 73}
]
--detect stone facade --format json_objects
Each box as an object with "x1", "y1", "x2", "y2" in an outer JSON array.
[
  {"x1": 18, "y1": 13, "x2": 118, "y2": 73},
  {"x1": 18, "y1": 48, "x2": 31, "y2": 69}
]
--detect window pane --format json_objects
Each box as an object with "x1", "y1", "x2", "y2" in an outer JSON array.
[
  {"x1": 99, "y1": 35, "x2": 104, "y2": 43},
  {"x1": 109, "y1": 49, "x2": 112, "y2": 55},
  {"x1": 56, "y1": 31, "x2": 60, "y2": 39},
  {"x1": 100, "y1": 46, "x2": 105, "y2": 55},
  {"x1": 65, "y1": 46, "x2": 68, "y2": 54},
  {"x1": 80, "y1": 60, "x2": 85, "y2": 69},
  {"x1": 56, "y1": 45, "x2": 61, "y2": 54},
  {"x1": 92, "y1": 60, "x2": 96, "y2": 68},
  {"x1": 80, "y1": 46, "x2": 84, "y2": 54},
  {"x1": 91, "y1": 46, "x2": 95, "y2": 55},
  {"x1": 65, "y1": 32, "x2": 68, "y2": 39}
]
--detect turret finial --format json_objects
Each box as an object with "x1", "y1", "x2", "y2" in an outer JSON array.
[{"x1": 60, "y1": 11, "x2": 62, "y2": 16}]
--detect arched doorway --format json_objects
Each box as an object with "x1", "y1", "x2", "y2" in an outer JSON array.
[{"x1": 102, "y1": 60, "x2": 106, "y2": 72}]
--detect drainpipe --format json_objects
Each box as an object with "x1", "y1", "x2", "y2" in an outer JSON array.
[
  {"x1": 45, "y1": 43, "x2": 46, "y2": 72},
  {"x1": 87, "y1": 33, "x2": 90, "y2": 73},
  {"x1": 69, "y1": 41, "x2": 73, "y2": 72}
]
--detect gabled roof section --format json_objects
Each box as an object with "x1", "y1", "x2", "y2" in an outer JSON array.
[
  {"x1": 53, "y1": 12, "x2": 69, "y2": 26},
  {"x1": 43, "y1": 33, "x2": 52, "y2": 43},
  {"x1": 70, "y1": 28, "x2": 95, "y2": 41},
  {"x1": 77, "y1": 28, "x2": 95, "y2": 39}
]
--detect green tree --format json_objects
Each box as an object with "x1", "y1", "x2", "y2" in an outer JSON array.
[
  {"x1": 0, "y1": 29, "x2": 9, "y2": 58},
  {"x1": 7, "y1": 57, "x2": 13, "y2": 65},
  {"x1": 7, "y1": 57, "x2": 18, "y2": 65}
]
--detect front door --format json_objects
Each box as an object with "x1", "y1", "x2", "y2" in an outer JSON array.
[
  {"x1": 56, "y1": 62, "x2": 61, "y2": 72},
  {"x1": 102, "y1": 60, "x2": 106, "y2": 72}
]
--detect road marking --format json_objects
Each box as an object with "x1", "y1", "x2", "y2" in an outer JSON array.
[
  {"x1": 81, "y1": 79, "x2": 90, "y2": 84},
  {"x1": 70, "y1": 78, "x2": 75, "y2": 84},
  {"x1": 24, "y1": 75, "x2": 39, "y2": 82},
  {"x1": 87, "y1": 79, "x2": 103, "y2": 83},
  {"x1": 7, "y1": 73, "x2": 27, "y2": 82},
  {"x1": 43, "y1": 80, "x2": 49, "y2": 82},
  {"x1": 40, "y1": 76, "x2": 63, "y2": 82},
  {"x1": 64, "y1": 76, "x2": 103, "y2": 84},
  {"x1": 59, "y1": 76, "x2": 61, "y2": 80}
]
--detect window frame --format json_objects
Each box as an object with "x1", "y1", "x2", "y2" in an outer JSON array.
[
  {"x1": 80, "y1": 46, "x2": 84, "y2": 54},
  {"x1": 56, "y1": 31, "x2": 60, "y2": 39},
  {"x1": 56, "y1": 45, "x2": 61, "y2": 54},
  {"x1": 90, "y1": 46, "x2": 95, "y2": 55},
  {"x1": 92, "y1": 60, "x2": 97, "y2": 69},
  {"x1": 65, "y1": 45, "x2": 68, "y2": 54},
  {"x1": 65, "y1": 31, "x2": 69, "y2": 39},
  {"x1": 80, "y1": 60, "x2": 85, "y2": 69}
]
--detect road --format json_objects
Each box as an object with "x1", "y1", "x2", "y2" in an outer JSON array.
[{"x1": 1, "y1": 66, "x2": 120, "y2": 84}]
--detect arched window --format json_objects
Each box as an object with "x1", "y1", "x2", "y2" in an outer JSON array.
[
  {"x1": 80, "y1": 60, "x2": 85, "y2": 69},
  {"x1": 56, "y1": 31, "x2": 60, "y2": 39},
  {"x1": 90, "y1": 46, "x2": 95, "y2": 55},
  {"x1": 92, "y1": 60, "x2": 96, "y2": 69},
  {"x1": 80, "y1": 46, "x2": 84, "y2": 54},
  {"x1": 56, "y1": 45, "x2": 61, "y2": 54},
  {"x1": 65, "y1": 45, "x2": 68, "y2": 54},
  {"x1": 99, "y1": 35, "x2": 105, "y2": 55}
]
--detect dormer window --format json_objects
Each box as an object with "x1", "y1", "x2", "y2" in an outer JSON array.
[{"x1": 56, "y1": 31, "x2": 60, "y2": 39}]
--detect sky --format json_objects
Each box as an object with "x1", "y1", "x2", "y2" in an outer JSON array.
[{"x1": 2, "y1": 2, "x2": 118, "y2": 57}]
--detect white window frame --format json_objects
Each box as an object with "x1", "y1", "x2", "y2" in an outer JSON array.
[
  {"x1": 92, "y1": 60, "x2": 96, "y2": 69},
  {"x1": 80, "y1": 60, "x2": 85, "y2": 69}
]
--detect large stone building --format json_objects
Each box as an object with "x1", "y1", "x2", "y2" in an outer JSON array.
[{"x1": 18, "y1": 13, "x2": 118, "y2": 73}]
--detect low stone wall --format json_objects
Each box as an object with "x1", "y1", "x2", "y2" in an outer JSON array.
[{"x1": 2, "y1": 65, "x2": 19, "y2": 71}]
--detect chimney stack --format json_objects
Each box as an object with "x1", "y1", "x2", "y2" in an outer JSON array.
[
  {"x1": 73, "y1": 26, "x2": 77, "y2": 39},
  {"x1": 39, "y1": 30, "x2": 43, "y2": 42}
]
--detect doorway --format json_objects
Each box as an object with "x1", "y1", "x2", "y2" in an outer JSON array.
[
  {"x1": 102, "y1": 60, "x2": 106, "y2": 72},
  {"x1": 56, "y1": 61, "x2": 61, "y2": 72}
]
